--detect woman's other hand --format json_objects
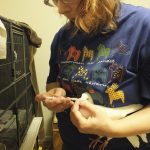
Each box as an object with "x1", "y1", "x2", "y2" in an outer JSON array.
[{"x1": 35, "y1": 88, "x2": 74, "y2": 112}]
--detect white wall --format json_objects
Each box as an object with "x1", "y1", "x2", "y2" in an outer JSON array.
[{"x1": 0, "y1": 0, "x2": 150, "y2": 142}]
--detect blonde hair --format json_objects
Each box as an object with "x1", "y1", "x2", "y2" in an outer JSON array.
[{"x1": 75, "y1": 0, "x2": 121, "y2": 34}]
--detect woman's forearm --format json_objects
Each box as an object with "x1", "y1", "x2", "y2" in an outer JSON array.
[
  {"x1": 107, "y1": 105, "x2": 150, "y2": 137},
  {"x1": 95, "y1": 104, "x2": 143, "y2": 120}
]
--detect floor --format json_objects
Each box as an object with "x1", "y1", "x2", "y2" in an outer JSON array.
[{"x1": 38, "y1": 131, "x2": 62, "y2": 150}]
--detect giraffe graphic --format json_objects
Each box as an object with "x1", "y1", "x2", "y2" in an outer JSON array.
[{"x1": 105, "y1": 83, "x2": 125, "y2": 105}]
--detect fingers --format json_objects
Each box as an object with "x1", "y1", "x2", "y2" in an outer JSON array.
[
  {"x1": 46, "y1": 97, "x2": 68, "y2": 108},
  {"x1": 70, "y1": 100, "x2": 87, "y2": 126},
  {"x1": 40, "y1": 96, "x2": 73, "y2": 112},
  {"x1": 71, "y1": 100, "x2": 90, "y2": 119},
  {"x1": 71, "y1": 99, "x2": 80, "y2": 112},
  {"x1": 70, "y1": 100, "x2": 94, "y2": 135}
]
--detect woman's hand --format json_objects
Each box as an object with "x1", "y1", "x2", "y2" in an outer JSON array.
[
  {"x1": 70, "y1": 100, "x2": 113, "y2": 136},
  {"x1": 35, "y1": 88, "x2": 74, "y2": 112}
]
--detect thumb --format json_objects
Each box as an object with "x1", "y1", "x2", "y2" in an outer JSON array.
[
  {"x1": 35, "y1": 93, "x2": 46, "y2": 102},
  {"x1": 70, "y1": 100, "x2": 86, "y2": 123}
]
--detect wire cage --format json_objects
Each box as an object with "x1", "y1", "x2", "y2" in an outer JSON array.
[{"x1": 0, "y1": 16, "x2": 37, "y2": 150}]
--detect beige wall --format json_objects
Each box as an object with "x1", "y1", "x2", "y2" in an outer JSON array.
[
  {"x1": 122, "y1": 0, "x2": 150, "y2": 7},
  {"x1": 0, "y1": 0, "x2": 150, "y2": 142}
]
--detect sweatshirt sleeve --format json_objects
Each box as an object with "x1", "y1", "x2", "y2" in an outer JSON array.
[{"x1": 46, "y1": 32, "x2": 60, "y2": 84}]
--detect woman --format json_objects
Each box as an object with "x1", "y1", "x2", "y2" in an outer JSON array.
[{"x1": 36, "y1": 0, "x2": 150, "y2": 149}]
